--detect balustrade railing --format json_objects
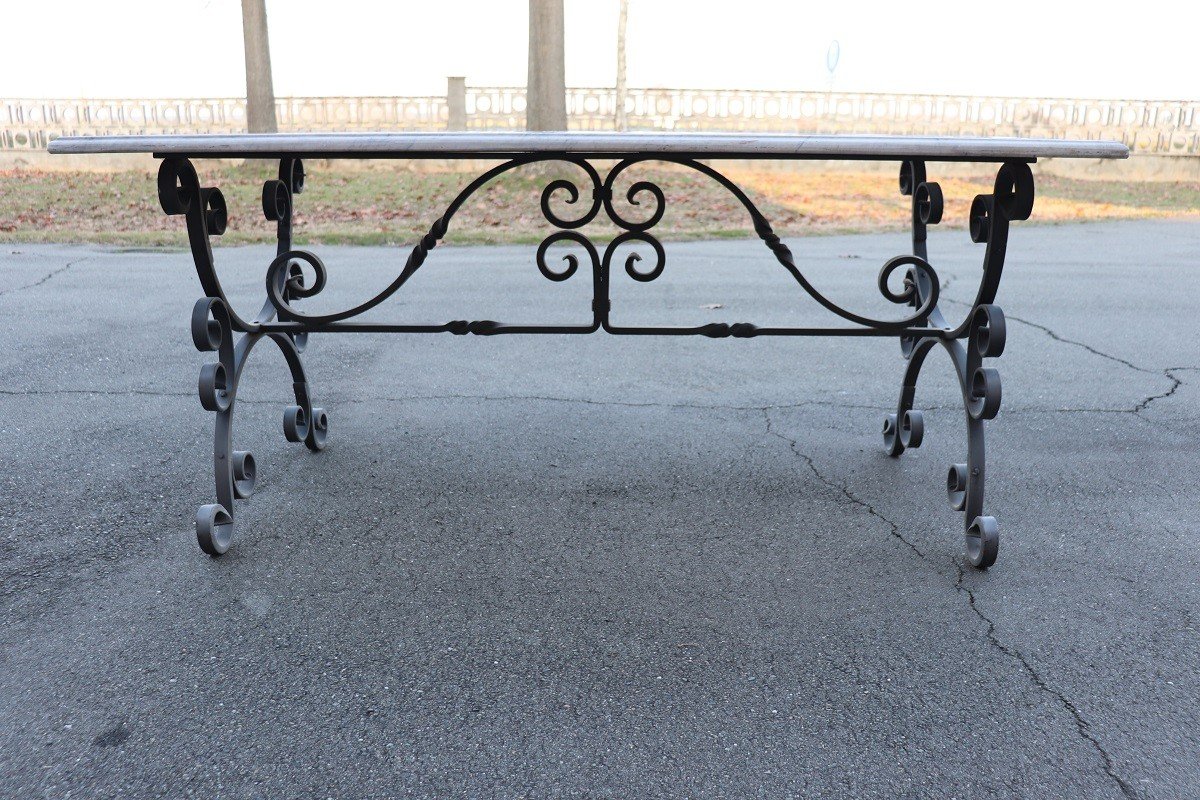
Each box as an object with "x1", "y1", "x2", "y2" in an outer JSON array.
[{"x1": 4, "y1": 88, "x2": 1196, "y2": 155}]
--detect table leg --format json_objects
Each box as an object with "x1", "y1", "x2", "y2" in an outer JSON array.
[
  {"x1": 158, "y1": 158, "x2": 327, "y2": 555},
  {"x1": 883, "y1": 160, "x2": 1033, "y2": 568}
]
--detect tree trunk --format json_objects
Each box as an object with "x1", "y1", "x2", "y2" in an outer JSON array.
[
  {"x1": 527, "y1": 0, "x2": 567, "y2": 131},
  {"x1": 615, "y1": 0, "x2": 628, "y2": 131},
  {"x1": 241, "y1": 0, "x2": 277, "y2": 133}
]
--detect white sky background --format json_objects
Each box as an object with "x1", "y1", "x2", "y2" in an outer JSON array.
[{"x1": 3, "y1": 0, "x2": 1195, "y2": 99}]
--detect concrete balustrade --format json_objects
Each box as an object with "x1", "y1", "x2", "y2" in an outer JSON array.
[{"x1": 5, "y1": 85, "x2": 1197, "y2": 178}]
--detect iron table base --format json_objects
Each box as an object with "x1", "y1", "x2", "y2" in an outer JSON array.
[{"x1": 157, "y1": 155, "x2": 1034, "y2": 568}]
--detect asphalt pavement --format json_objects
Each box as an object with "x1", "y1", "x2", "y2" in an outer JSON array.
[{"x1": 1, "y1": 220, "x2": 1198, "y2": 798}]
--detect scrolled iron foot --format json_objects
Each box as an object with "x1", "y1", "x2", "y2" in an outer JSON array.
[
  {"x1": 966, "y1": 515, "x2": 1000, "y2": 569},
  {"x1": 896, "y1": 330, "x2": 1004, "y2": 570},
  {"x1": 196, "y1": 503, "x2": 234, "y2": 556},
  {"x1": 191, "y1": 306, "x2": 326, "y2": 556},
  {"x1": 883, "y1": 413, "x2": 902, "y2": 456},
  {"x1": 306, "y1": 407, "x2": 329, "y2": 452},
  {"x1": 283, "y1": 405, "x2": 310, "y2": 442},
  {"x1": 900, "y1": 411, "x2": 924, "y2": 448},
  {"x1": 883, "y1": 410, "x2": 924, "y2": 456},
  {"x1": 283, "y1": 399, "x2": 327, "y2": 451}
]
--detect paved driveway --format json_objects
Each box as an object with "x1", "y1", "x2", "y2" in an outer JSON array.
[{"x1": 2, "y1": 221, "x2": 1197, "y2": 798}]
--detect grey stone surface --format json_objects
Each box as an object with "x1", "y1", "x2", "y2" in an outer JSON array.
[
  {"x1": 0, "y1": 220, "x2": 1196, "y2": 799},
  {"x1": 47, "y1": 131, "x2": 1129, "y2": 160}
]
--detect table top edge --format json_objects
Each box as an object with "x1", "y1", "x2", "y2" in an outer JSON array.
[{"x1": 46, "y1": 132, "x2": 1131, "y2": 160}]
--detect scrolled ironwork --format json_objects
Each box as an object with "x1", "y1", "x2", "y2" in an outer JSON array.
[
  {"x1": 966, "y1": 515, "x2": 1000, "y2": 569},
  {"x1": 877, "y1": 255, "x2": 937, "y2": 308},
  {"x1": 260, "y1": 157, "x2": 607, "y2": 325},
  {"x1": 162, "y1": 151, "x2": 1035, "y2": 566},
  {"x1": 602, "y1": 159, "x2": 667, "y2": 232},
  {"x1": 165, "y1": 159, "x2": 329, "y2": 555},
  {"x1": 970, "y1": 304, "x2": 1006, "y2": 358},
  {"x1": 539, "y1": 160, "x2": 603, "y2": 229},
  {"x1": 535, "y1": 230, "x2": 600, "y2": 282},
  {"x1": 665, "y1": 158, "x2": 943, "y2": 331},
  {"x1": 881, "y1": 159, "x2": 1032, "y2": 568},
  {"x1": 249, "y1": 156, "x2": 947, "y2": 335},
  {"x1": 914, "y1": 181, "x2": 943, "y2": 225},
  {"x1": 605, "y1": 230, "x2": 666, "y2": 284},
  {"x1": 993, "y1": 161, "x2": 1035, "y2": 221},
  {"x1": 969, "y1": 195, "x2": 993, "y2": 243},
  {"x1": 231, "y1": 450, "x2": 257, "y2": 500},
  {"x1": 262, "y1": 179, "x2": 290, "y2": 221},
  {"x1": 266, "y1": 249, "x2": 327, "y2": 318},
  {"x1": 947, "y1": 464, "x2": 968, "y2": 511}
]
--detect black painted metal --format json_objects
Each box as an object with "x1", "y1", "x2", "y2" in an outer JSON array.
[
  {"x1": 157, "y1": 153, "x2": 1032, "y2": 567},
  {"x1": 160, "y1": 157, "x2": 325, "y2": 555},
  {"x1": 882, "y1": 159, "x2": 1033, "y2": 568}
]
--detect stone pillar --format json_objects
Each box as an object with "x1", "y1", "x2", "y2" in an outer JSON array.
[
  {"x1": 615, "y1": 0, "x2": 628, "y2": 131},
  {"x1": 447, "y1": 77, "x2": 467, "y2": 131}
]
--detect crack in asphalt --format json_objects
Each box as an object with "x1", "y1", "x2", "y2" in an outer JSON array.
[
  {"x1": 939, "y1": 295, "x2": 1185, "y2": 416},
  {"x1": 761, "y1": 407, "x2": 1139, "y2": 799},
  {"x1": 953, "y1": 568, "x2": 1141, "y2": 800},
  {"x1": 1132, "y1": 369, "x2": 1184, "y2": 412},
  {"x1": 761, "y1": 409, "x2": 932, "y2": 561},
  {"x1": 0, "y1": 256, "x2": 92, "y2": 297},
  {"x1": 1003, "y1": 312, "x2": 1184, "y2": 415}
]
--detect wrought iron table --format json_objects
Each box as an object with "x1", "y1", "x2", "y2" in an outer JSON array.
[{"x1": 49, "y1": 132, "x2": 1128, "y2": 567}]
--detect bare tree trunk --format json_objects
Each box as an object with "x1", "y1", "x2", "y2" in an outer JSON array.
[
  {"x1": 527, "y1": 0, "x2": 567, "y2": 131},
  {"x1": 615, "y1": 0, "x2": 628, "y2": 131},
  {"x1": 241, "y1": 0, "x2": 277, "y2": 133}
]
